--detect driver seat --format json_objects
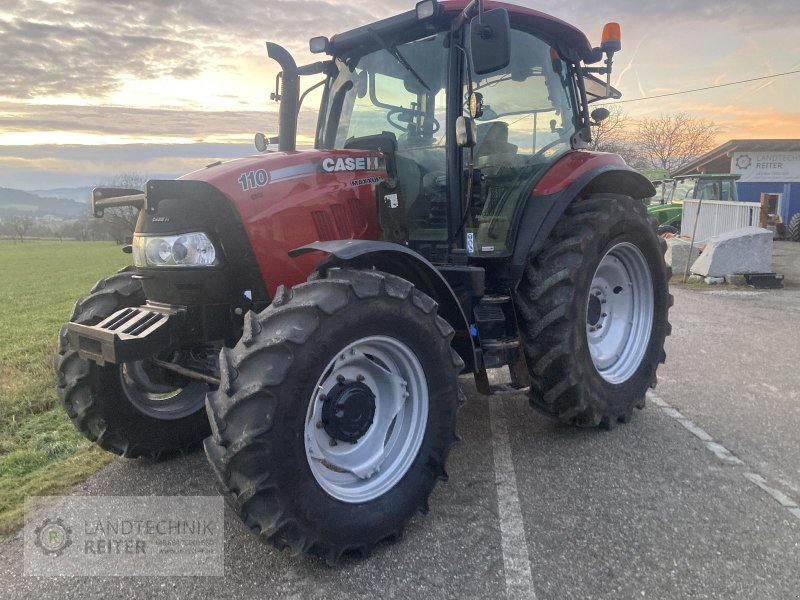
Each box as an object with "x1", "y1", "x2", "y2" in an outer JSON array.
[{"x1": 475, "y1": 122, "x2": 518, "y2": 167}]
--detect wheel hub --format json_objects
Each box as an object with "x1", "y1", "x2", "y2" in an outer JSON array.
[
  {"x1": 587, "y1": 291, "x2": 604, "y2": 327},
  {"x1": 586, "y1": 243, "x2": 654, "y2": 384},
  {"x1": 322, "y1": 379, "x2": 376, "y2": 443},
  {"x1": 304, "y1": 337, "x2": 428, "y2": 503}
]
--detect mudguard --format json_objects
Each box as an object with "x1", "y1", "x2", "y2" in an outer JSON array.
[
  {"x1": 507, "y1": 152, "x2": 656, "y2": 285},
  {"x1": 290, "y1": 240, "x2": 477, "y2": 372}
]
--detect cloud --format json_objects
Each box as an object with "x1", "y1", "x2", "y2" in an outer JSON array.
[
  {"x1": 0, "y1": 143, "x2": 255, "y2": 189},
  {"x1": 2, "y1": 0, "x2": 799, "y2": 190},
  {"x1": 0, "y1": 12, "x2": 204, "y2": 98},
  {"x1": 0, "y1": 0, "x2": 410, "y2": 100},
  {"x1": 530, "y1": 0, "x2": 800, "y2": 30},
  {"x1": 0, "y1": 101, "x2": 321, "y2": 143},
  {"x1": 0, "y1": 102, "x2": 273, "y2": 137}
]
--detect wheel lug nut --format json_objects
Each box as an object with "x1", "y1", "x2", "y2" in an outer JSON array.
[
  {"x1": 601, "y1": 313, "x2": 607, "y2": 318},
  {"x1": 329, "y1": 438, "x2": 338, "y2": 447},
  {"x1": 336, "y1": 374, "x2": 345, "y2": 384},
  {"x1": 356, "y1": 374, "x2": 365, "y2": 382},
  {"x1": 316, "y1": 421, "x2": 324, "y2": 429},
  {"x1": 318, "y1": 393, "x2": 327, "y2": 402}
]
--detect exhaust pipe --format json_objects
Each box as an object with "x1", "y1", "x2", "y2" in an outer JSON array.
[{"x1": 266, "y1": 42, "x2": 299, "y2": 152}]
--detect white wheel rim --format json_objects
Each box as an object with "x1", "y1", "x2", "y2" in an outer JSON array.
[
  {"x1": 586, "y1": 242, "x2": 654, "y2": 384},
  {"x1": 304, "y1": 336, "x2": 428, "y2": 503}
]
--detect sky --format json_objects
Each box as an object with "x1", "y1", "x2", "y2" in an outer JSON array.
[{"x1": 1, "y1": 0, "x2": 799, "y2": 190}]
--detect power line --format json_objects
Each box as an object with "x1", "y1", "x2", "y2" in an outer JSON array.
[{"x1": 602, "y1": 69, "x2": 800, "y2": 104}]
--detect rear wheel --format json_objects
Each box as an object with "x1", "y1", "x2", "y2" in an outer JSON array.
[
  {"x1": 788, "y1": 212, "x2": 800, "y2": 242},
  {"x1": 204, "y1": 269, "x2": 462, "y2": 562},
  {"x1": 54, "y1": 271, "x2": 211, "y2": 459},
  {"x1": 516, "y1": 194, "x2": 672, "y2": 427}
]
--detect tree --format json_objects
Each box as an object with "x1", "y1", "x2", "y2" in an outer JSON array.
[
  {"x1": 63, "y1": 217, "x2": 93, "y2": 241},
  {"x1": 96, "y1": 173, "x2": 147, "y2": 244},
  {"x1": 632, "y1": 112, "x2": 718, "y2": 174},
  {"x1": 588, "y1": 106, "x2": 646, "y2": 169},
  {"x1": 7, "y1": 216, "x2": 33, "y2": 242},
  {"x1": 589, "y1": 106, "x2": 628, "y2": 153}
]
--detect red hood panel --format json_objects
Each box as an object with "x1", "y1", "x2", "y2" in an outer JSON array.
[{"x1": 181, "y1": 149, "x2": 386, "y2": 296}]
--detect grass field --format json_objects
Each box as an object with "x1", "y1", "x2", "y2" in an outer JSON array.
[{"x1": 0, "y1": 239, "x2": 130, "y2": 532}]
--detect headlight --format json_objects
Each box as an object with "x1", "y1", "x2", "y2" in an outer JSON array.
[{"x1": 132, "y1": 232, "x2": 219, "y2": 267}]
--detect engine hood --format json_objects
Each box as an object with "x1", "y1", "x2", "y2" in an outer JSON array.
[{"x1": 176, "y1": 148, "x2": 386, "y2": 296}]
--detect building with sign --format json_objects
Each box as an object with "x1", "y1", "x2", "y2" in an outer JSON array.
[{"x1": 672, "y1": 139, "x2": 800, "y2": 226}]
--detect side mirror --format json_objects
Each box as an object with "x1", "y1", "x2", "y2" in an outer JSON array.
[
  {"x1": 415, "y1": 0, "x2": 438, "y2": 20},
  {"x1": 254, "y1": 133, "x2": 279, "y2": 152},
  {"x1": 468, "y1": 9, "x2": 511, "y2": 75},
  {"x1": 590, "y1": 107, "x2": 610, "y2": 125},
  {"x1": 455, "y1": 116, "x2": 477, "y2": 148},
  {"x1": 309, "y1": 36, "x2": 330, "y2": 54}
]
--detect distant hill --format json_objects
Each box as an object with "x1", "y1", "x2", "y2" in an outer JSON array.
[
  {"x1": 0, "y1": 188, "x2": 88, "y2": 220},
  {"x1": 28, "y1": 187, "x2": 93, "y2": 204}
]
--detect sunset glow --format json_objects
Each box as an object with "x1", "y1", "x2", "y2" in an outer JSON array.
[{"x1": 2, "y1": 0, "x2": 799, "y2": 189}]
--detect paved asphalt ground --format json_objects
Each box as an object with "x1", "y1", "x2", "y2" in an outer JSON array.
[{"x1": 2, "y1": 243, "x2": 799, "y2": 599}]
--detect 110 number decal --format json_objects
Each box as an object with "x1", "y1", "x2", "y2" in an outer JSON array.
[{"x1": 238, "y1": 169, "x2": 269, "y2": 191}]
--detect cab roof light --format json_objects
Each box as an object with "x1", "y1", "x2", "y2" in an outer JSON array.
[{"x1": 601, "y1": 22, "x2": 621, "y2": 54}]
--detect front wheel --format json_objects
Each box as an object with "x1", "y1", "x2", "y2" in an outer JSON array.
[
  {"x1": 516, "y1": 194, "x2": 672, "y2": 428},
  {"x1": 204, "y1": 269, "x2": 463, "y2": 562},
  {"x1": 53, "y1": 271, "x2": 211, "y2": 459}
]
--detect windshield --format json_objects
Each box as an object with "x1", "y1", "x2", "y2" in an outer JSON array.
[
  {"x1": 318, "y1": 32, "x2": 452, "y2": 258},
  {"x1": 318, "y1": 32, "x2": 449, "y2": 151}
]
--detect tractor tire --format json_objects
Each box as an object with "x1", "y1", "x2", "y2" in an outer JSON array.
[
  {"x1": 788, "y1": 212, "x2": 800, "y2": 242},
  {"x1": 657, "y1": 224, "x2": 679, "y2": 236},
  {"x1": 204, "y1": 269, "x2": 462, "y2": 563},
  {"x1": 54, "y1": 270, "x2": 211, "y2": 459},
  {"x1": 516, "y1": 194, "x2": 672, "y2": 428}
]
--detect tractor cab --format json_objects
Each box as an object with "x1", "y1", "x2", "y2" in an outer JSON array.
[{"x1": 268, "y1": 0, "x2": 622, "y2": 263}]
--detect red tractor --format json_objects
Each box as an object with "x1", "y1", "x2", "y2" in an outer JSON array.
[{"x1": 55, "y1": 0, "x2": 670, "y2": 562}]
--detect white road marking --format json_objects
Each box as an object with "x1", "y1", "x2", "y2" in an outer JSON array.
[
  {"x1": 743, "y1": 473, "x2": 800, "y2": 509},
  {"x1": 760, "y1": 382, "x2": 780, "y2": 394},
  {"x1": 647, "y1": 390, "x2": 799, "y2": 522},
  {"x1": 705, "y1": 441, "x2": 745, "y2": 465},
  {"x1": 489, "y1": 398, "x2": 537, "y2": 600}
]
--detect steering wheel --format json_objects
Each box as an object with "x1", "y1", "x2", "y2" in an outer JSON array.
[
  {"x1": 386, "y1": 109, "x2": 440, "y2": 135},
  {"x1": 386, "y1": 109, "x2": 409, "y2": 132},
  {"x1": 531, "y1": 135, "x2": 569, "y2": 162}
]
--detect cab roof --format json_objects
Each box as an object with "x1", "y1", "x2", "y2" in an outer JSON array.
[{"x1": 327, "y1": 0, "x2": 595, "y2": 64}]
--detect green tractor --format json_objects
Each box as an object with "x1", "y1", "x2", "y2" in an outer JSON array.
[{"x1": 648, "y1": 173, "x2": 740, "y2": 235}]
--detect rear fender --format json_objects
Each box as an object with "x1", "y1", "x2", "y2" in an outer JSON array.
[
  {"x1": 290, "y1": 240, "x2": 477, "y2": 372},
  {"x1": 508, "y1": 154, "x2": 655, "y2": 286}
]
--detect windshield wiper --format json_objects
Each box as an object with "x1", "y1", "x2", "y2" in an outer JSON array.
[{"x1": 367, "y1": 28, "x2": 430, "y2": 92}]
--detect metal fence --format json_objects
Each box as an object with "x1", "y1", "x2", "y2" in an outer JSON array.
[{"x1": 680, "y1": 200, "x2": 762, "y2": 243}]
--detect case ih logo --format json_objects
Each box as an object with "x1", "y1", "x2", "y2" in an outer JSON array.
[
  {"x1": 735, "y1": 155, "x2": 752, "y2": 170},
  {"x1": 321, "y1": 156, "x2": 383, "y2": 173}
]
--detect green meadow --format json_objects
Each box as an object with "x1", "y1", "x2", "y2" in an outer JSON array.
[{"x1": 0, "y1": 240, "x2": 130, "y2": 532}]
